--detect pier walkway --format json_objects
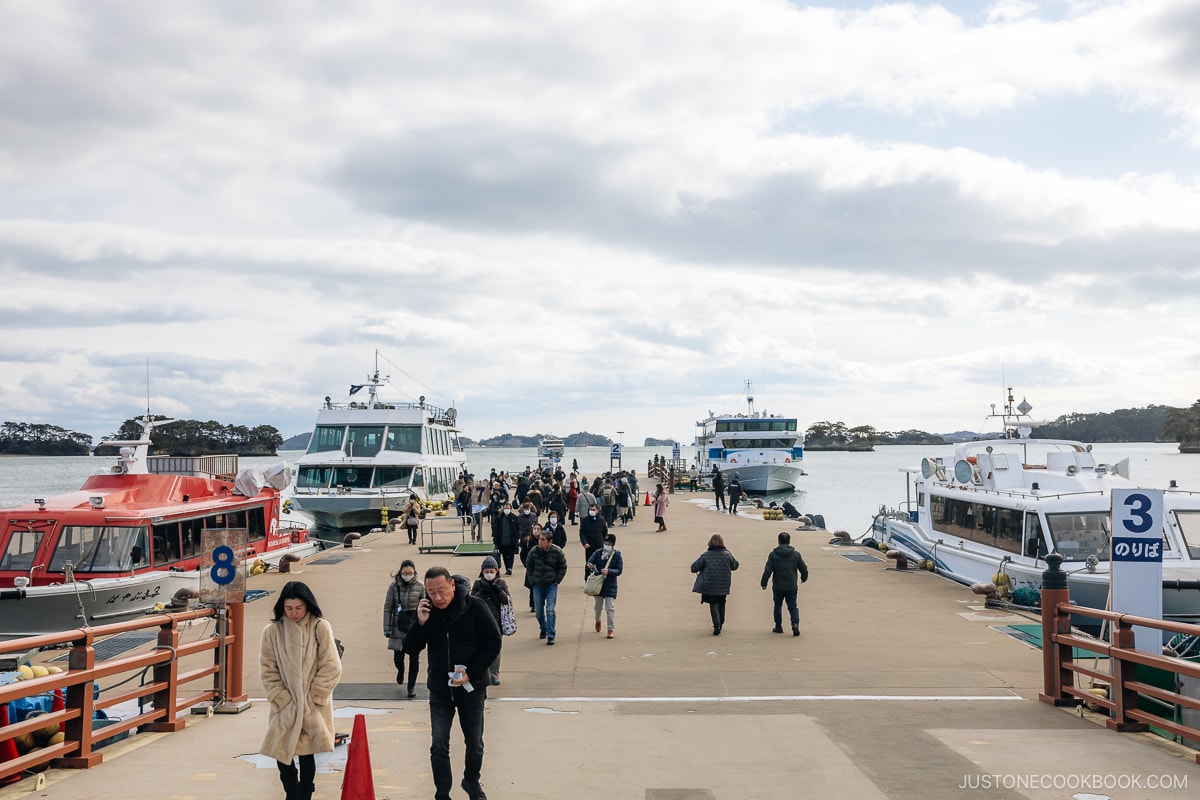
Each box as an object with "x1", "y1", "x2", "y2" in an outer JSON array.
[{"x1": 3, "y1": 497, "x2": 1198, "y2": 799}]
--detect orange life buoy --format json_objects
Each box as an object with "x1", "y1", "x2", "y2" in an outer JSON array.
[
  {"x1": 784, "y1": 457, "x2": 791, "y2": 464},
  {"x1": 729, "y1": 457, "x2": 737, "y2": 464}
]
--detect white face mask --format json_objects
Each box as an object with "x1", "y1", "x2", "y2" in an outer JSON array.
[
  {"x1": 548, "y1": 517, "x2": 557, "y2": 525},
  {"x1": 482, "y1": 571, "x2": 497, "y2": 581},
  {"x1": 523, "y1": 510, "x2": 531, "y2": 515},
  {"x1": 588, "y1": 509, "x2": 597, "y2": 517},
  {"x1": 503, "y1": 508, "x2": 512, "y2": 515},
  {"x1": 400, "y1": 573, "x2": 415, "y2": 582},
  {"x1": 602, "y1": 545, "x2": 613, "y2": 554}
]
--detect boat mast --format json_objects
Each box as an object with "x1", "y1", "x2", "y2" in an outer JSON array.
[{"x1": 745, "y1": 379, "x2": 756, "y2": 417}]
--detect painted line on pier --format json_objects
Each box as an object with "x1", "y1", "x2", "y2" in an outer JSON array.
[{"x1": 491, "y1": 693, "x2": 1023, "y2": 703}]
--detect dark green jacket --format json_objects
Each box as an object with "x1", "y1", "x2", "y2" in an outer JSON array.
[
  {"x1": 524, "y1": 543, "x2": 568, "y2": 588},
  {"x1": 760, "y1": 544, "x2": 809, "y2": 592}
]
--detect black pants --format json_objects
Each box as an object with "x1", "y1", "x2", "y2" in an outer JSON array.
[
  {"x1": 714, "y1": 490, "x2": 726, "y2": 510},
  {"x1": 277, "y1": 754, "x2": 315, "y2": 797},
  {"x1": 430, "y1": 689, "x2": 487, "y2": 800},
  {"x1": 707, "y1": 597, "x2": 727, "y2": 629},
  {"x1": 393, "y1": 648, "x2": 420, "y2": 688}
]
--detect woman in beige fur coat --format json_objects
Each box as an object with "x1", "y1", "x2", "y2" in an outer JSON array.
[{"x1": 259, "y1": 581, "x2": 342, "y2": 800}]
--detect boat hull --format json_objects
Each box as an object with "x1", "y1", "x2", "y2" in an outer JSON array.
[
  {"x1": 719, "y1": 463, "x2": 805, "y2": 494},
  {"x1": 289, "y1": 493, "x2": 421, "y2": 542}
]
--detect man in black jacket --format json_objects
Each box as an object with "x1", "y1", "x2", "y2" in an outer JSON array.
[
  {"x1": 524, "y1": 528, "x2": 568, "y2": 645},
  {"x1": 405, "y1": 567, "x2": 502, "y2": 800},
  {"x1": 760, "y1": 531, "x2": 809, "y2": 636},
  {"x1": 578, "y1": 502, "x2": 607, "y2": 578}
]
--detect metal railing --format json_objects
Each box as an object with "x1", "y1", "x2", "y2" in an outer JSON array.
[
  {"x1": 0, "y1": 604, "x2": 245, "y2": 781},
  {"x1": 1039, "y1": 553, "x2": 1200, "y2": 764}
]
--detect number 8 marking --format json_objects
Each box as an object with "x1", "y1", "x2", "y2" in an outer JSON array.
[
  {"x1": 210, "y1": 545, "x2": 237, "y2": 585},
  {"x1": 1122, "y1": 493, "x2": 1153, "y2": 534}
]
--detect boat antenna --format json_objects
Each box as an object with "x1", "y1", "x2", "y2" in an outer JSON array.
[
  {"x1": 145, "y1": 356, "x2": 152, "y2": 420},
  {"x1": 745, "y1": 379, "x2": 756, "y2": 417}
]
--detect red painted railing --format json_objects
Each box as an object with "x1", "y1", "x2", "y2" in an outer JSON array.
[
  {"x1": 0, "y1": 603, "x2": 244, "y2": 782},
  {"x1": 1039, "y1": 553, "x2": 1200, "y2": 764}
]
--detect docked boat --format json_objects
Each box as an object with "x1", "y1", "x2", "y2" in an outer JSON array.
[
  {"x1": 290, "y1": 360, "x2": 466, "y2": 542},
  {"x1": 537, "y1": 435, "x2": 564, "y2": 459},
  {"x1": 693, "y1": 383, "x2": 805, "y2": 494},
  {"x1": 0, "y1": 417, "x2": 314, "y2": 640},
  {"x1": 870, "y1": 391, "x2": 1200, "y2": 626}
]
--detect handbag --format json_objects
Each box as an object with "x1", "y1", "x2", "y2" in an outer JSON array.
[
  {"x1": 499, "y1": 602, "x2": 517, "y2": 636},
  {"x1": 584, "y1": 549, "x2": 616, "y2": 596}
]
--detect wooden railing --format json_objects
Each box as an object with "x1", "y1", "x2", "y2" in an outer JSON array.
[
  {"x1": 1039, "y1": 553, "x2": 1200, "y2": 764},
  {"x1": 0, "y1": 603, "x2": 245, "y2": 782}
]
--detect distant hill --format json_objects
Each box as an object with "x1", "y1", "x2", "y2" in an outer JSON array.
[
  {"x1": 281, "y1": 432, "x2": 312, "y2": 450},
  {"x1": 94, "y1": 416, "x2": 283, "y2": 457},
  {"x1": 464, "y1": 431, "x2": 615, "y2": 448},
  {"x1": 0, "y1": 422, "x2": 92, "y2": 455},
  {"x1": 643, "y1": 438, "x2": 679, "y2": 447}
]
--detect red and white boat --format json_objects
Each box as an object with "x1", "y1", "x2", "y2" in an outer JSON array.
[{"x1": 0, "y1": 417, "x2": 318, "y2": 640}]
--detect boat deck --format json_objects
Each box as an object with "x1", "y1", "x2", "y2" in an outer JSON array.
[{"x1": 5, "y1": 497, "x2": 1198, "y2": 799}]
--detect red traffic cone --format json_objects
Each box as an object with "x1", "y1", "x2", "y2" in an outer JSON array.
[
  {"x1": 643, "y1": 491, "x2": 651, "y2": 506},
  {"x1": 52, "y1": 688, "x2": 65, "y2": 732},
  {"x1": 339, "y1": 713, "x2": 375, "y2": 800},
  {"x1": 0, "y1": 703, "x2": 21, "y2": 785}
]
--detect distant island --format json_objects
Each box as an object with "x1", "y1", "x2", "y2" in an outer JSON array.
[{"x1": 12, "y1": 400, "x2": 1200, "y2": 455}]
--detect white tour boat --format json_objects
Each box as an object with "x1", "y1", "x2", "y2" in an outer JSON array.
[
  {"x1": 537, "y1": 435, "x2": 564, "y2": 459},
  {"x1": 870, "y1": 391, "x2": 1200, "y2": 626},
  {"x1": 693, "y1": 383, "x2": 805, "y2": 494},
  {"x1": 290, "y1": 359, "x2": 466, "y2": 542}
]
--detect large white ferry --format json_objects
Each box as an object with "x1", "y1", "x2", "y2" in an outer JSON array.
[
  {"x1": 693, "y1": 383, "x2": 805, "y2": 494},
  {"x1": 290, "y1": 359, "x2": 466, "y2": 542},
  {"x1": 537, "y1": 435, "x2": 564, "y2": 459},
  {"x1": 871, "y1": 390, "x2": 1200, "y2": 625}
]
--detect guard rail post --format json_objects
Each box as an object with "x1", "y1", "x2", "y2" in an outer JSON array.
[
  {"x1": 57, "y1": 629, "x2": 101, "y2": 768},
  {"x1": 145, "y1": 615, "x2": 184, "y2": 732},
  {"x1": 225, "y1": 601, "x2": 247, "y2": 703},
  {"x1": 1038, "y1": 554, "x2": 1079, "y2": 706},
  {"x1": 1107, "y1": 615, "x2": 1150, "y2": 733}
]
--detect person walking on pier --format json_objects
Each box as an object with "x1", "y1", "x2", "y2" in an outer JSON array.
[
  {"x1": 652, "y1": 483, "x2": 669, "y2": 531},
  {"x1": 470, "y1": 556, "x2": 511, "y2": 685},
  {"x1": 405, "y1": 567, "x2": 502, "y2": 800},
  {"x1": 690, "y1": 534, "x2": 739, "y2": 636},
  {"x1": 712, "y1": 469, "x2": 727, "y2": 511},
  {"x1": 259, "y1": 581, "x2": 342, "y2": 800},
  {"x1": 579, "y1": 502, "x2": 607, "y2": 577},
  {"x1": 524, "y1": 528, "x2": 568, "y2": 645},
  {"x1": 586, "y1": 532, "x2": 623, "y2": 638},
  {"x1": 384, "y1": 559, "x2": 427, "y2": 697},
  {"x1": 492, "y1": 501, "x2": 520, "y2": 575},
  {"x1": 760, "y1": 532, "x2": 809, "y2": 636},
  {"x1": 727, "y1": 473, "x2": 744, "y2": 515}
]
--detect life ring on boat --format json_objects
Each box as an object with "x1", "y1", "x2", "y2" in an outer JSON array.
[
  {"x1": 784, "y1": 457, "x2": 791, "y2": 464},
  {"x1": 729, "y1": 457, "x2": 737, "y2": 464}
]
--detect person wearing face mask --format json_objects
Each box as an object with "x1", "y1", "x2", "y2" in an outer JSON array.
[
  {"x1": 491, "y1": 502, "x2": 520, "y2": 575},
  {"x1": 579, "y1": 502, "x2": 608, "y2": 579},
  {"x1": 470, "y1": 556, "x2": 510, "y2": 685},
  {"x1": 543, "y1": 511, "x2": 568, "y2": 549},
  {"x1": 517, "y1": 501, "x2": 539, "y2": 543},
  {"x1": 574, "y1": 480, "x2": 596, "y2": 526},
  {"x1": 586, "y1": 533, "x2": 623, "y2": 638},
  {"x1": 523, "y1": 526, "x2": 568, "y2": 644},
  {"x1": 384, "y1": 559, "x2": 427, "y2": 698}
]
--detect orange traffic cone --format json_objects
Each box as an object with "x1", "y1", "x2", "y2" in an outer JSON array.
[
  {"x1": 0, "y1": 703, "x2": 21, "y2": 785},
  {"x1": 643, "y1": 491, "x2": 651, "y2": 506},
  {"x1": 339, "y1": 713, "x2": 375, "y2": 800},
  {"x1": 52, "y1": 688, "x2": 64, "y2": 732}
]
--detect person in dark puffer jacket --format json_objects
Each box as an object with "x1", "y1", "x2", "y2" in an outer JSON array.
[{"x1": 760, "y1": 531, "x2": 809, "y2": 636}]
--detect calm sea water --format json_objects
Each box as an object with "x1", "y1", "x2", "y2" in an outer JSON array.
[{"x1": 4, "y1": 443, "x2": 1199, "y2": 535}]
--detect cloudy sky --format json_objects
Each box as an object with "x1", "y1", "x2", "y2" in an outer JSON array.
[{"x1": 3, "y1": 0, "x2": 1200, "y2": 446}]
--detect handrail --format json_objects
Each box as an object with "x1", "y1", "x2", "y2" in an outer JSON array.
[
  {"x1": 0, "y1": 603, "x2": 244, "y2": 781},
  {"x1": 1039, "y1": 553, "x2": 1200, "y2": 764}
]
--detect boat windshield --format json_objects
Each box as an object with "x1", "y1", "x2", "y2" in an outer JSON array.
[
  {"x1": 307, "y1": 426, "x2": 345, "y2": 454},
  {"x1": 332, "y1": 467, "x2": 372, "y2": 490},
  {"x1": 1045, "y1": 513, "x2": 1111, "y2": 562},
  {"x1": 723, "y1": 438, "x2": 796, "y2": 449},
  {"x1": 347, "y1": 426, "x2": 385, "y2": 457},
  {"x1": 1171, "y1": 510, "x2": 1200, "y2": 560},
  {"x1": 297, "y1": 466, "x2": 332, "y2": 489},
  {"x1": 49, "y1": 525, "x2": 149, "y2": 572},
  {"x1": 385, "y1": 426, "x2": 421, "y2": 453},
  {"x1": 0, "y1": 524, "x2": 47, "y2": 572},
  {"x1": 373, "y1": 466, "x2": 413, "y2": 488}
]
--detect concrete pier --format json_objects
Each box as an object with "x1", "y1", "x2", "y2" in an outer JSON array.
[{"x1": 3, "y1": 495, "x2": 1197, "y2": 799}]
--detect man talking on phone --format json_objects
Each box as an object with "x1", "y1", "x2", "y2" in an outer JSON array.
[{"x1": 404, "y1": 565, "x2": 502, "y2": 800}]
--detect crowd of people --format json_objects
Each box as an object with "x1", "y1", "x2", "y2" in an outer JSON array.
[{"x1": 261, "y1": 463, "x2": 809, "y2": 800}]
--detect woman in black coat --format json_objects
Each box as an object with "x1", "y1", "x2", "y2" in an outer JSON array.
[{"x1": 690, "y1": 533, "x2": 739, "y2": 635}]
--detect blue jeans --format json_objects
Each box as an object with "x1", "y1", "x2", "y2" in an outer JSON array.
[
  {"x1": 532, "y1": 583, "x2": 558, "y2": 639},
  {"x1": 429, "y1": 689, "x2": 486, "y2": 799},
  {"x1": 773, "y1": 589, "x2": 799, "y2": 627}
]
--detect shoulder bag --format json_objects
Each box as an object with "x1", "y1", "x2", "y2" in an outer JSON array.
[
  {"x1": 499, "y1": 602, "x2": 518, "y2": 636},
  {"x1": 584, "y1": 549, "x2": 616, "y2": 596}
]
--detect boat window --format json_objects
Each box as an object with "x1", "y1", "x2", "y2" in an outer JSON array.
[
  {"x1": 307, "y1": 426, "x2": 345, "y2": 454},
  {"x1": 346, "y1": 426, "x2": 385, "y2": 457},
  {"x1": 297, "y1": 466, "x2": 333, "y2": 489},
  {"x1": 1172, "y1": 511, "x2": 1200, "y2": 559},
  {"x1": 929, "y1": 497, "x2": 1023, "y2": 554},
  {"x1": 50, "y1": 526, "x2": 148, "y2": 572},
  {"x1": 1023, "y1": 514, "x2": 1047, "y2": 559},
  {"x1": 412, "y1": 467, "x2": 424, "y2": 487},
  {"x1": 152, "y1": 521, "x2": 182, "y2": 563},
  {"x1": 373, "y1": 466, "x2": 413, "y2": 488},
  {"x1": 451, "y1": 432, "x2": 463, "y2": 453},
  {"x1": 332, "y1": 467, "x2": 373, "y2": 490},
  {"x1": 1045, "y1": 513, "x2": 1111, "y2": 562},
  {"x1": 385, "y1": 426, "x2": 421, "y2": 453},
  {"x1": 0, "y1": 525, "x2": 45, "y2": 571}
]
